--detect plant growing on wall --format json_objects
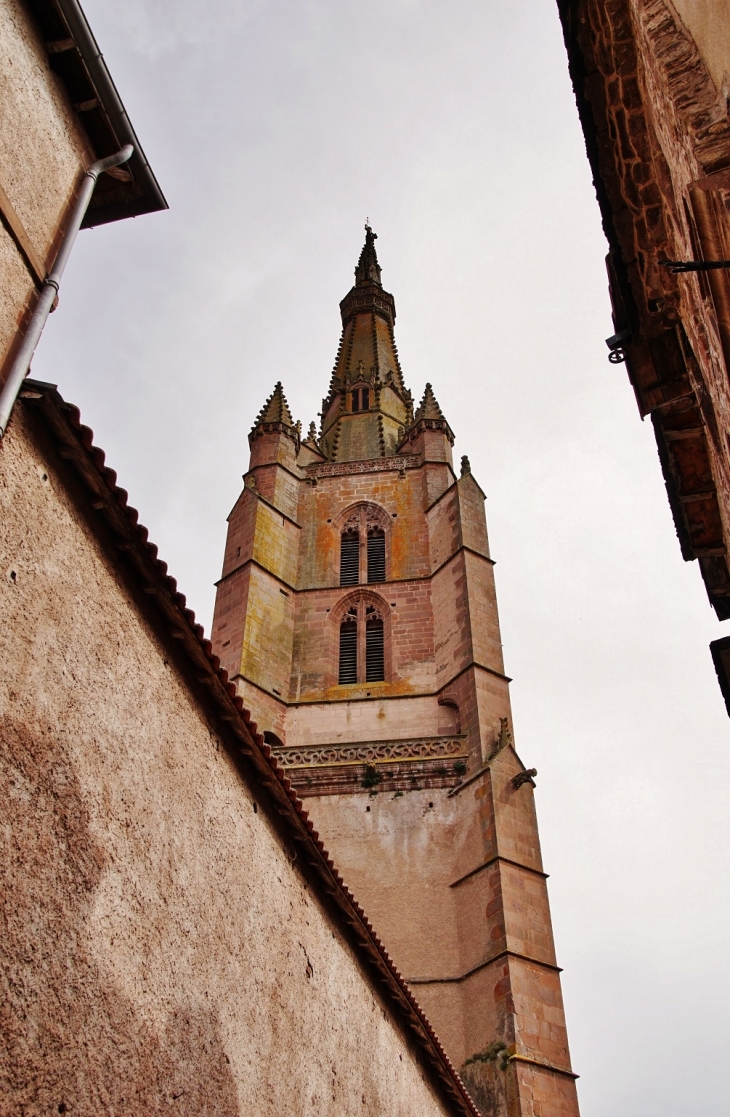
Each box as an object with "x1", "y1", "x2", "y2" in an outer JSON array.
[{"x1": 361, "y1": 764, "x2": 383, "y2": 790}]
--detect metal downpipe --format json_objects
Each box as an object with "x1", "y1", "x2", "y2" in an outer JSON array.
[{"x1": 0, "y1": 144, "x2": 133, "y2": 438}]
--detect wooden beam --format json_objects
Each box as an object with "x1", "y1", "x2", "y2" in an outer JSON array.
[{"x1": 0, "y1": 181, "x2": 46, "y2": 287}]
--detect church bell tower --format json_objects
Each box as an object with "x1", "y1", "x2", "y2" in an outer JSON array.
[{"x1": 211, "y1": 228, "x2": 580, "y2": 1117}]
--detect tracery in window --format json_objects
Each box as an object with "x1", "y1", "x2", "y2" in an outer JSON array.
[{"x1": 337, "y1": 503, "x2": 389, "y2": 586}]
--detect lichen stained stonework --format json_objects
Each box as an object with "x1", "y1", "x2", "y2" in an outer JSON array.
[{"x1": 211, "y1": 228, "x2": 581, "y2": 1117}]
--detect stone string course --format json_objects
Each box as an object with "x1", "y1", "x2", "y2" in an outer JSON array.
[
  {"x1": 273, "y1": 734, "x2": 468, "y2": 769},
  {"x1": 306, "y1": 455, "x2": 419, "y2": 477}
]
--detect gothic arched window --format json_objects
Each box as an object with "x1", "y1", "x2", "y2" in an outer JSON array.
[
  {"x1": 338, "y1": 599, "x2": 386, "y2": 684},
  {"x1": 338, "y1": 504, "x2": 389, "y2": 587}
]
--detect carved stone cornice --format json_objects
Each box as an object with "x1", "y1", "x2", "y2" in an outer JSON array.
[
  {"x1": 272, "y1": 735, "x2": 469, "y2": 797},
  {"x1": 305, "y1": 455, "x2": 419, "y2": 479},
  {"x1": 339, "y1": 283, "x2": 396, "y2": 327},
  {"x1": 402, "y1": 416, "x2": 455, "y2": 447}
]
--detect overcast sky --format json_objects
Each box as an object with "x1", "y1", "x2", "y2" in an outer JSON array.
[{"x1": 30, "y1": 2, "x2": 730, "y2": 1114}]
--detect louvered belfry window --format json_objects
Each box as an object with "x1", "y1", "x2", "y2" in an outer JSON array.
[
  {"x1": 340, "y1": 532, "x2": 360, "y2": 585},
  {"x1": 365, "y1": 610, "x2": 385, "y2": 682},
  {"x1": 367, "y1": 530, "x2": 385, "y2": 584},
  {"x1": 338, "y1": 601, "x2": 386, "y2": 685},
  {"x1": 339, "y1": 612, "x2": 358, "y2": 684}
]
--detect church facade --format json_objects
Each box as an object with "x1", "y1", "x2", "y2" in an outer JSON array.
[{"x1": 212, "y1": 229, "x2": 580, "y2": 1117}]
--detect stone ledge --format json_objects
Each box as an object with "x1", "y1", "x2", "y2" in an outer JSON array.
[
  {"x1": 272, "y1": 736, "x2": 469, "y2": 797},
  {"x1": 305, "y1": 455, "x2": 419, "y2": 478},
  {"x1": 273, "y1": 734, "x2": 467, "y2": 768}
]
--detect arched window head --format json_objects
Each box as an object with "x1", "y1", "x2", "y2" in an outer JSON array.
[
  {"x1": 338, "y1": 503, "x2": 389, "y2": 587},
  {"x1": 437, "y1": 700, "x2": 460, "y2": 735},
  {"x1": 337, "y1": 597, "x2": 387, "y2": 685}
]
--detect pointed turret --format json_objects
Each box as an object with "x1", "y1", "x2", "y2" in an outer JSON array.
[
  {"x1": 248, "y1": 381, "x2": 300, "y2": 470},
  {"x1": 403, "y1": 382, "x2": 454, "y2": 446},
  {"x1": 319, "y1": 227, "x2": 412, "y2": 462},
  {"x1": 398, "y1": 382, "x2": 454, "y2": 485},
  {"x1": 414, "y1": 382, "x2": 445, "y2": 423},
  {"x1": 250, "y1": 381, "x2": 296, "y2": 437}
]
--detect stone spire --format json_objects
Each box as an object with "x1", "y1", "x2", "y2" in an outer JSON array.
[
  {"x1": 253, "y1": 382, "x2": 294, "y2": 428},
  {"x1": 399, "y1": 381, "x2": 454, "y2": 452},
  {"x1": 319, "y1": 228, "x2": 412, "y2": 462},
  {"x1": 414, "y1": 382, "x2": 445, "y2": 422},
  {"x1": 355, "y1": 225, "x2": 382, "y2": 287},
  {"x1": 249, "y1": 382, "x2": 299, "y2": 447}
]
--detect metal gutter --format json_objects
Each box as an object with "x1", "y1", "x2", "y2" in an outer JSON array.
[{"x1": 0, "y1": 146, "x2": 133, "y2": 438}]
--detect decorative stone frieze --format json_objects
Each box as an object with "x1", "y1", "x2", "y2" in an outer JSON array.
[
  {"x1": 305, "y1": 455, "x2": 419, "y2": 478},
  {"x1": 273, "y1": 734, "x2": 467, "y2": 770}
]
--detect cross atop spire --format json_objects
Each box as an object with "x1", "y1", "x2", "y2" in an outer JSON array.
[{"x1": 355, "y1": 224, "x2": 382, "y2": 287}]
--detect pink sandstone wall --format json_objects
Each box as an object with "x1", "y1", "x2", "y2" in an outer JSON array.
[
  {"x1": 211, "y1": 332, "x2": 578, "y2": 1115},
  {"x1": 0, "y1": 406, "x2": 463, "y2": 1117}
]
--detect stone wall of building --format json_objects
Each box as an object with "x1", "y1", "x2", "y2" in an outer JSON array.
[
  {"x1": 0, "y1": 404, "x2": 467, "y2": 1117},
  {"x1": 0, "y1": 0, "x2": 92, "y2": 386},
  {"x1": 557, "y1": 0, "x2": 730, "y2": 622}
]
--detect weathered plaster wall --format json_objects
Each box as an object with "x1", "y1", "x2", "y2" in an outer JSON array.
[
  {"x1": 0, "y1": 0, "x2": 91, "y2": 380},
  {"x1": 0, "y1": 407, "x2": 456, "y2": 1117}
]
